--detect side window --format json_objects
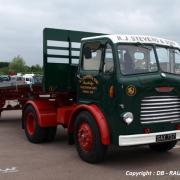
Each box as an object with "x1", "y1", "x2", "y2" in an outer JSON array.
[
  {"x1": 82, "y1": 42, "x2": 102, "y2": 71},
  {"x1": 104, "y1": 44, "x2": 114, "y2": 73}
]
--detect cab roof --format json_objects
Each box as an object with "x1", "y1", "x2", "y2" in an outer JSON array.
[{"x1": 82, "y1": 35, "x2": 180, "y2": 49}]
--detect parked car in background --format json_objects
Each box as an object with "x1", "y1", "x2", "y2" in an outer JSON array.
[
  {"x1": 10, "y1": 75, "x2": 26, "y2": 86},
  {"x1": 0, "y1": 75, "x2": 25, "y2": 87},
  {"x1": 23, "y1": 74, "x2": 43, "y2": 84},
  {"x1": 0, "y1": 75, "x2": 10, "y2": 82}
]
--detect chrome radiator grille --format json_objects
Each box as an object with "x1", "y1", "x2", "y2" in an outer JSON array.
[{"x1": 140, "y1": 96, "x2": 180, "y2": 124}]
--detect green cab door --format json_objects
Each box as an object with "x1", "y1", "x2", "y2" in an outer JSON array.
[
  {"x1": 78, "y1": 40, "x2": 117, "y2": 120},
  {"x1": 77, "y1": 40, "x2": 119, "y2": 144},
  {"x1": 77, "y1": 41, "x2": 104, "y2": 104}
]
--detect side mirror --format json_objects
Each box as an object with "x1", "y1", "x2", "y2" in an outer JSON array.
[{"x1": 83, "y1": 47, "x2": 92, "y2": 59}]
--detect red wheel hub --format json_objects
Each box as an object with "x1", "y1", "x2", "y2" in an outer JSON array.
[
  {"x1": 26, "y1": 113, "x2": 35, "y2": 135},
  {"x1": 78, "y1": 122, "x2": 94, "y2": 152}
]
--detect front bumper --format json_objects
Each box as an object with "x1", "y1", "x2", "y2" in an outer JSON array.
[{"x1": 119, "y1": 130, "x2": 180, "y2": 146}]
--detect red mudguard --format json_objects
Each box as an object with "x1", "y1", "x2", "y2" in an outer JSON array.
[
  {"x1": 68, "y1": 104, "x2": 110, "y2": 145},
  {"x1": 24, "y1": 100, "x2": 58, "y2": 127}
]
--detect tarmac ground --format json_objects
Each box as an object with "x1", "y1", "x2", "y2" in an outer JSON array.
[{"x1": 0, "y1": 110, "x2": 180, "y2": 180}]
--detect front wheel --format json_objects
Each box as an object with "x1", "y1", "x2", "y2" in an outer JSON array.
[
  {"x1": 74, "y1": 111, "x2": 107, "y2": 163},
  {"x1": 149, "y1": 141, "x2": 177, "y2": 152}
]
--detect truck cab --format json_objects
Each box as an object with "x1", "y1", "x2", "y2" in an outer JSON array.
[
  {"x1": 22, "y1": 29, "x2": 180, "y2": 163},
  {"x1": 78, "y1": 35, "x2": 180, "y2": 146}
]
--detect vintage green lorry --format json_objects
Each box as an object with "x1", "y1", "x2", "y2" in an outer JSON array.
[{"x1": 22, "y1": 28, "x2": 180, "y2": 163}]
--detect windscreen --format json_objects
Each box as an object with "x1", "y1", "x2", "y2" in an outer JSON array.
[
  {"x1": 156, "y1": 47, "x2": 180, "y2": 75},
  {"x1": 118, "y1": 44, "x2": 158, "y2": 75}
]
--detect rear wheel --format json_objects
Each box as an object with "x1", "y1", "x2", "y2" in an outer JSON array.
[
  {"x1": 149, "y1": 141, "x2": 177, "y2": 152},
  {"x1": 23, "y1": 105, "x2": 47, "y2": 143},
  {"x1": 74, "y1": 111, "x2": 107, "y2": 163}
]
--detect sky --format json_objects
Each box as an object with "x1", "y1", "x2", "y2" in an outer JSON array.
[{"x1": 0, "y1": 0, "x2": 180, "y2": 66}]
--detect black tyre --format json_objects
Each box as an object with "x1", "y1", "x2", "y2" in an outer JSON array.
[
  {"x1": 74, "y1": 111, "x2": 108, "y2": 163},
  {"x1": 23, "y1": 105, "x2": 47, "y2": 143},
  {"x1": 149, "y1": 141, "x2": 177, "y2": 152},
  {"x1": 44, "y1": 127, "x2": 57, "y2": 142}
]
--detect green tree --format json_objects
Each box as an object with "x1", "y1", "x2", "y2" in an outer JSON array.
[
  {"x1": 0, "y1": 62, "x2": 9, "y2": 68},
  {"x1": 0, "y1": 67, "x2": 9, "y2": 75},
  {"x1": 0, "y1": 62, "x2": 9, "y2": 75},
  {"x1": 24, "y1": 65, "x2": 31, "y2": 73},
  {"x1": 31, "y1": 64, "x2": 43, "y2": 74},
  {"x1": 9, "y1": 56, "x2": 26, "y2": 73}
]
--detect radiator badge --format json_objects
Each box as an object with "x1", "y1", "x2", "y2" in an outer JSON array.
[{"x1": 126, "y1": 85, "x2": 136, "y2": 96}]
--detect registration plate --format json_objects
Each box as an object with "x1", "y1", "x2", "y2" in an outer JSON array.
[{"x1": 156, "y1": 133, "x2": 176, "y2": 142}]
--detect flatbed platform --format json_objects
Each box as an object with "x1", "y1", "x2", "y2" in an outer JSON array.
[{"x1": 0, "y1": 83, "x2": 42, "y2": 113}]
